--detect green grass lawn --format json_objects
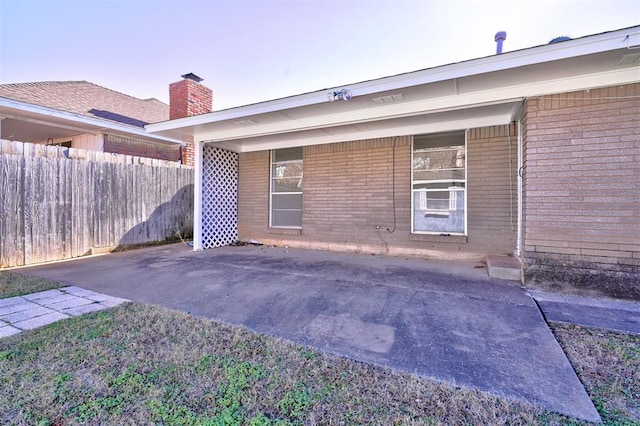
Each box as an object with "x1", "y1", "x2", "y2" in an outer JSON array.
[
  {"x1": 0, "y1": 271, "x2": 64, "y2": 299},
  {"x1": 1, "y1": 302, "x2": 573, "y2": 426},
  {"x1": 1, "y1": 272, "x2": 638, "y2": 425}
]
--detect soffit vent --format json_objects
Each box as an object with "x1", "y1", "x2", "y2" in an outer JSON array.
[
  {"x1": 372, "y1": 93, "x2": 405, "y2": 104},
  {"x1": 617, "y1": 53, "x2": 640, "y2": 65},
  {"x1": 233, "y1": 119, "x2": 258, "y2": 125}
]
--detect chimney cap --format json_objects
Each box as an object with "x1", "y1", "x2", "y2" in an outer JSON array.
[
  {"x1": 181, "y1": 72, "x2": 204, "y2": 83},
  {"x1": 494, "y1": 31, "x2": 507, "y2": 42}
]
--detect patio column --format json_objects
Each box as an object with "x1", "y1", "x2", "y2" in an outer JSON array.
[{"x1": 193, "y1": 140, "x2": 203, "y2": 251}]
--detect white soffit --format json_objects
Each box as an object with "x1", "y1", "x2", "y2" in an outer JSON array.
[
  {"x1": 0, "y1": 97, "x2": 185, "y2": 145},
  {"x1": 147, "y1": 25, "x2": 640, "y2": 139},
  {"x1": 204, "y1": 100, "x2": 522, "y2": 153}
]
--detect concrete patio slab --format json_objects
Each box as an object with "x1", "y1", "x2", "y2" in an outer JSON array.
[
  {"x1": 0, "y1": 287, "x2": 129, "y2": 335},
  {"x1": 0, "y1": 324, "x2": 21, "y2": 338},
  {"x1": 63, "y1": 303, "x2": 109, "y2": 316},
  {"x1": 0, "y1": 300, "x2": 36, "y2": 316},
  {"x1": 2, "y1": 306, "x2": 55, "y2": 323},
  {"x1": 22, "y1": 288, "x2": 67, "y2": 301},
  {"x1": 41, "y1": 296, "x2": 96, "y2": 310},
  {"x1": 12, "y1": 311, "x2": 70, "y2": 330},
  {"x1": 18, "y1": 243, "x2": 601, "y2": 422},
  {"x1": 61, "y1": 286, "x2": 102, "y2": 298}
]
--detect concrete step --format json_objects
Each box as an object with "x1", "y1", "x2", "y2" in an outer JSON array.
[{"x1": 486, "y1": 255, "x2": 523, "y2": 282}]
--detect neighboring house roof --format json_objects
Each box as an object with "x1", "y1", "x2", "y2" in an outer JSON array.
[
  {"x1": 147, "y1": 25, "x2": 640, "y2": 153},
  {"x1": 0, "y1": 81, "x2": 184, "y2": 145},
  {"x1": 0, "y1": 81, "x2": 168, "y2": 127}
]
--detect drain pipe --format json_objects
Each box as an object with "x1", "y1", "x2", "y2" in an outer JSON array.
[{"x1": 516, "y1": 119, "x2": 523, "y2": 257}]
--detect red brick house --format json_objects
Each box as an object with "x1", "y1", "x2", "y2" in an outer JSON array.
[
  {"x1": 0, "y1": 78, "x2": 205, "y2": 165},
  {"x1": 148, "y1": 26, "x2": 640, "y2": 299}
]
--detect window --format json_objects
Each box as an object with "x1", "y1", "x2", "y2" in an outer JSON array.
[
  {"x1": 412, "y1": 131, "x2": 466, "y2": 234},
  {"x1": 270, "y1": 147, "x2": 303, "y2": 228}
]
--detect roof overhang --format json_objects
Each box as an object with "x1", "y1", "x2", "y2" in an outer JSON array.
[
  {"x1": 0, "y1": 97, "x2": 185, "y2": 146},
  {"x1": 146, "y1": 25, "x2": 640, "y2": 152}
]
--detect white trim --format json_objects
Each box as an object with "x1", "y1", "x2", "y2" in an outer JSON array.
[
  {"x1": 147, "y1": 26, "x2": 640, "y2": 134},
  {"x1": 410, "y1": 131, "x2": 467, "y2": 235},
  {"x1": 213, "y1": 108, "x2": 515, "y2": 153},
  {"x1": 190, "y1": 66, "x2": 636, "y2": 146},
  {"x1": 0, "y1": 97, "x2": 185, "y2": 146},
  {"x1": 269, "y1": 149, "x2": 304, "y2": 228},
  {"x1": 193, "y1": 141, "x2": 203, "y2": 251},
  {"x1": 413, "y1": 179, "x2": 465, "y2": 185},
  {"x1": 194, "y1": 98, "x2": 523, "y2": 144}
]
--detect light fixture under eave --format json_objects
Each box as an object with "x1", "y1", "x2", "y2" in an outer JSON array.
[{"x1": 327, "y1": 89, "x2": 353, "y2": 102}]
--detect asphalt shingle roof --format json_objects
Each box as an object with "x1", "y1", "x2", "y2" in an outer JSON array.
[{"x1": 0, "y1": 81, "x2": 169, "y2": 127}]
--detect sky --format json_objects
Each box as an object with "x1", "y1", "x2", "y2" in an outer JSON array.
[{"x1": 0, "y1": 0, "x2": 638, "y2": 110}]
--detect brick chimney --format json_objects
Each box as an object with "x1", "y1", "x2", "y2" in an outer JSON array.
[
  {"x1": 169, "y1": 73, "x2": 212, "y2": 119},
  {"x1": 169, "y1": 73, "x2": 212, "y2": 166}
]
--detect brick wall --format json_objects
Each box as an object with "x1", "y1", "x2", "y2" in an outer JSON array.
[
  {"x1": 523, "y1": 83, "x2": 640, "y2": 299},
  {"x1": 103, "y1": 134, "x2": 181, "y2": 162},
  {"x1": 169, "y1": 78, "x2": 213, "y2": 119},
  {"x1": 467, "y1": 125, "x2": 518, "y2": 252},
  {"x1": 237, "y1": 126, "x2": 517, "y2": 260},
  {"x1": 238, "y1": 151, "x2": 270, "y2": 238},
  {"x1": 182, "y1": 141, "x2": 195, "y2": 167}
]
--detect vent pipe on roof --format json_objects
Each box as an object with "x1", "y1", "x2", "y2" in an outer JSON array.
[{"x1": 495, "y1": 31, "x2": 507, "y2": 54}]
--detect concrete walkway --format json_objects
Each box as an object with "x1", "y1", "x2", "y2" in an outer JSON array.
[
  {"x1": 531, "y1": 289, "x2": 640, "y2": 335},
  {"x1": 12, "y1": 244, "x2": 604, "y2": 422},
  {"x1": 0, "y1": 286, "x2": 128, "y2": 338}
]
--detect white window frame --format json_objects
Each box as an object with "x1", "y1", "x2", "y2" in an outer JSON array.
[
  {"x1": 269, "y1": 149, "x2": 303, "y2": 229},
  {"x1": 411, "y1": 131, "x2": 467, "y2": 235}
]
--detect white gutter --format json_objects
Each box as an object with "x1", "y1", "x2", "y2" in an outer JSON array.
[
  {"x1": 180, "y1": 65, "x2": 637, "y2": 146},
  {"x1": 0, "y1": 97, "x2": 185, "y2": 145},
  {"x1": 147, "y1": 25, "x2": 640, "y2": 134}
]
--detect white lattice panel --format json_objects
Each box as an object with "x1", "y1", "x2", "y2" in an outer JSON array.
[{"x1": 201, "y1": 146, "x2": 238, "y2": 248}]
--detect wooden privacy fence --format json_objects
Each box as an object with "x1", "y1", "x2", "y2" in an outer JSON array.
[{"x1": 0, "y1": 140, "x2": 194, "y2": 268}]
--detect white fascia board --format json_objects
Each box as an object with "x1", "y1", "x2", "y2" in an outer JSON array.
[
  {"x1": 210, "y1": 112, "x2": 515, "y2": 153},
  {"x1": 147, "y1": 26, "x2": 640, "y2": 134},
  {"x1": 145, "y1": 90, "x2": 329, "y2": 133},
  {"x1": 194, "y1": 97, "x2": 521, "y2": 143},
  {"x1": 193, "y1": 67, "x2": 638, "y2": 144},
  {"x1": 343, "y1": 27, "x2": 640, "y2": 96},
  {"x1": 0, "y1": 97, "x2": 185, "y2": 146}
]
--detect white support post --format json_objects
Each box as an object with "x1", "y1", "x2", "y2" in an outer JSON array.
[{"x1": 193, "y1": 140, "x2": 203, "y2": 251}]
